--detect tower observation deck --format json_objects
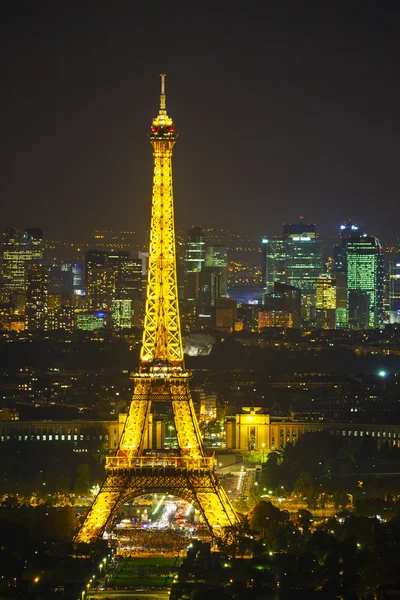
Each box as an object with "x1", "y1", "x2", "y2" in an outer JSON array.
[{"x1": 74, "y1": 75, "x2": 238, "y2": 544}]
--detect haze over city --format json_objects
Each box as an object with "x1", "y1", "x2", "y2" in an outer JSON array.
[{"x1": 1, "y1": 3, "x2": 400, "y2": 242}]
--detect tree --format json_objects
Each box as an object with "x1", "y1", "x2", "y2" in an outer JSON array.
[
  {"x1": 246, "y1": 489, "x2": 260, "y2": 511},
  {"x1": 294, "y1": 472, "x2": 318, "y2": 508},
  {"x1": 297, "y1": 509, "x2": 313, "y2": 534},
  {"x1": 259, "y1": 451, "x2": 281, "y2": 491},
  {"x1": 332, "y1": 490, "x2": 350, "y2": 510},
  {"x1": 249, "y1": 500, "x2": 286, "y2": 539},
  {"x1": 74, "y1": 463, "x2": 90, "y2": 495},
  {"x1": 235, "y1": 497, "x2": 248, "y2": 513}
]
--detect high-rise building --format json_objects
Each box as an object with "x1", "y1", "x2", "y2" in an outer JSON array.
[
  {"x1": 85, "y1": 250, "x2": 116, "y2": 311},
  {"x1": 112, "y1": 299, "x2": 133, "y2": 329},
  {"x1": 348, "y1": 290, "x2": 370, "y2": 329},
  {"x1": 261, "y1": 237, "x2": 286, "y2": 293},
  {"x1": 333, "y1": 221, "x2": 362, "y2": 272},
  {"x1": 262, "y1": 282, "x2": 301, "y2": 329},
  {"x1": 46, "y1": 305, "x2": 75, "y2": 332},
  {"x1": 204, "y1": 245, "x2": 228, "y2": 298},
  {"x1": 85, "y1": 250, "x2": 145, "y2": 325},
  {"x1": 76, "y1": 310, "x2": 111, "y2": 331},
  {"x1": 283, "y1": 224, "x2": 324, "y2": 294},
  {"x1": 315, "y1": 275, "x2": 336, "y2": 329},
  {"x1": 388, "y1": 260, "x2": 400, "y2": 323},
  {"x1": 261, "y1": 224, "x2": 323, "y2": 320},
  {"x1": 347, "y1": 235, "x2": 384, "y2": 328},
  {"x1": 186, "y1": 226, "x2": 205, "y2": 272},
  {"x1": 333, "y1": 221, "x2": 363, "y2": 327},
  {"x1": 114, "y1": 256, "x2": 144, "y2": 328},
  {"x1": 185, "y1": 226, "x2": 205, "y2": 303},
  {"x1": 258, "y1": 310, "x2": 294, "y2": 329},
  {"x1": 60, "y1": 262, "x2": 85, "y2": 295},
  {"x1": 25, "y1": 263, "x2": 51, "y2": 330},
  {"x1": 115, "y1": 257, "x2": 143, "y2": 299},
  {"x1": 176, "y1": 232, "x2": 186, "y2": 303},
  {"x1": 1, "y1": 228, "x2": 43, "y2": 294},
  {"x1": 199, "y1": 268, "x2": 223, "y2": 308}
]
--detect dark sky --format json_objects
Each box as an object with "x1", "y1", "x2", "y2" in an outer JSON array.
[{"x1": 0, "y1": 2, "x2": 399, "y2": 244}]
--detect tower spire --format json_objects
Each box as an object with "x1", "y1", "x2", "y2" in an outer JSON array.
[{"x1": 160, "y1": 72, "x2": 166, "y2": 111}]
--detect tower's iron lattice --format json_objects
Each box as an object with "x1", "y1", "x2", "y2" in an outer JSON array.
[{"x1": 75, "y1": 75, "x2": 238, "y2": 543}]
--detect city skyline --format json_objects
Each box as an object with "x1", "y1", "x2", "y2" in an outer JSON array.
[{"x1": 1, "y1": 4, "x2": 400, "y2": 243}]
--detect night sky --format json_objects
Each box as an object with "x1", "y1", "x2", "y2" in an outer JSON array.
[{"x1": 1, "y1": 3, "x2": 400, "y2": 244}]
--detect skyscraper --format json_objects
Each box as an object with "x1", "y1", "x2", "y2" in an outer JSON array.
[
  {"x1": 262, "y1": 282, "x2": 301, "y2": 329},
  {"x1": 315, "y1": 275, "x2": 336, "y2": 329},
  {"x1": 261, "y1": 237, "x2": 286, "y2": 293},
  {"x1": 115, "y1": 256, "x2": 144, "y2": 328},
  {"x1": 204, "y1": 245, "x2": 228, "y2": 298},
  {"x1": 186, "y1": 226, "x2": 205, "y2": 272},
  {"x1": 85, "y1": 250, "x2": 144, "y2": 326},
  {"x1": 347, "y1": 235, "x2": 384, "y2": 328},
  {"x1": 112, "y1": 299, "x2": 133, "y2": 329},
  {"x1": 185, "y1": 226, "x2": 205, "y2": 303},
  {"x1": 60, "y1": 262, "x2": 85, "y2": 295},
  {"x1": 333, "y1": 221, "x2": 363, "y2": 327},
  {"x1": 25, "y1": 263, "x2": 51, "y2": 331},
  {"x1": 86, "y1": 252, "x2": 124, "y2": 307},
  {"x1": 115, "y1": 256, "x2": 143, "y2": 300},
  {"x1": 388, "y1": 260, "x2": 400, "y2": 323},
  {"x1": 261, "y1": 223, "x2": 323, "y2": 320},
  {"x1": 283, "y1": 224, "x2": 324, "y2": 294},
  {"x1": 1, "y1": 228, "x2": 43, "y2": 294}
]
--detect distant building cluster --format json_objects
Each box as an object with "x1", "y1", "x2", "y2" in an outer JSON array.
[
  {"x1": 0, "y1": 221, "x2": 398, "y2": 333},
  {"x1": 0, "y1": 228, "x2": 147, "y2": 333},
  {"x1": 259, "y1": 220, "x2": 392, "y2": 330}
]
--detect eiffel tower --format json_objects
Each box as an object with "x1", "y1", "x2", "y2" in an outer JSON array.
[{"x1": 75, "y1": 75, "x2": 238, "y2": 544}]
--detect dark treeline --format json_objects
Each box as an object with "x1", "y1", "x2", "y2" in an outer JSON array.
[
  {"x1": 0, "y1": 436, "x2": 106, "y2": 498},
  {"x1": 2, "y1": 332, "x2": 400, "y2": 376}
]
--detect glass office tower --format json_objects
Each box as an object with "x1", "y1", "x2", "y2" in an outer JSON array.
[{"x1": 347, "y1": 235, "x2": 384, "y2": 328}]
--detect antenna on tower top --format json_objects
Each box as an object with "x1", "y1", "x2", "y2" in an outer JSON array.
[{"x1": 160, "y1": 73, "x2": 166, "y2": 110}]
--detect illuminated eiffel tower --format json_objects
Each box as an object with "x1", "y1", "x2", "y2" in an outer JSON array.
[{"x1": 75, "y1": 75, "x2": 238, "y2": 544}]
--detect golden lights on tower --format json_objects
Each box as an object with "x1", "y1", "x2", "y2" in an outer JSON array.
[{"x1": 74, "y1": 75, "x2": 238, "y2": 545}]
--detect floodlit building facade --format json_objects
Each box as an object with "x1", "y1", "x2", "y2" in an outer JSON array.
[
  {"x1": 315, "y1": 275, "x2": 336, "y2": 328},
  {"x1": 347, "y1": 235, "x2": 384, "y2": 328},
  {"x1": 1, "y1": 228, "x2": 43, "y2": 294}
]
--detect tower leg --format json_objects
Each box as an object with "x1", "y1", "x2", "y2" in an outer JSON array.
[
  {"x1": 74, "y1": 474, "x2": 127, "y2": 544},
  {"x1": 172, "y1": 399, "x2": 203, "y2": 456},
  {"x1": 118, "y1": 381, "x2": 152, "y2": 456},
  {"x1": 190, "y1": 471, "x2": 238, "y2": 531}
]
